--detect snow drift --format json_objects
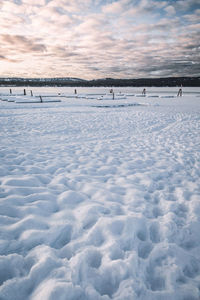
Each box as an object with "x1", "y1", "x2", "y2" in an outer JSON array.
[{"x1": 0, "y1": 87, "x2": 200, "y2": 300}]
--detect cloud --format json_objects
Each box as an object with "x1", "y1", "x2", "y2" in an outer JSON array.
[
  {"x1": 164, "y1": 5, "x2": 176, "y2": 15},
  {"x1": 0, "y1": 0, "x2": 199, "y2": 78},
  {"x1": 0, "y1": 55, "x2": 7, "y2": 60},
  {"x1": 102, "y1": 0, "x2": 128, "y2": 14},
  {"x1": 175, "y1": 0, "x2": 200, "y2": 12},
  {"x1": 1, "y1": 35, "x2": 46, "y2": 53}
]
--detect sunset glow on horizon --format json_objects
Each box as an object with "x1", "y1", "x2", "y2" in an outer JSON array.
[{"x1": 0, "y1": 0, "x2": 199, "y2": 79}]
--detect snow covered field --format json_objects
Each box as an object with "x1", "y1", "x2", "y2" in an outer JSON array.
[{"x1": 0, "y1": 87, "x2": 200, "y2": 300}]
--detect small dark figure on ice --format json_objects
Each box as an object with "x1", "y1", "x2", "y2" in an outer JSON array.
[
  {"x1": 142, "y1": 88, "x2": 146, "y2": 96},
  {"x1": 177, "y1": 88, "x2": 182, "y2": 97}
]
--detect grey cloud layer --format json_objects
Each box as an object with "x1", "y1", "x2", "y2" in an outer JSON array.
[
  {"x1": 0, "y1": 0, "x2": 199, "y2": 78},
  {"x1": 1, "y1": 35, "x2": 46, "y2": 52}
]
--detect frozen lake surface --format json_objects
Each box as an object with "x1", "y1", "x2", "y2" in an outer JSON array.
[{"x1": 0, "y1": 87, "x2": 200, "y2": 299}]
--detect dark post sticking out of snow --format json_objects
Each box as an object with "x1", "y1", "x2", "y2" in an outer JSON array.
[
  {"x1": 9, "y1": 89, "x2": 12, "y2": 94},
  {"x1": 74, "y1": 89, "x2": 77, "y2": 94},
  {"x1": 30, "y1": 90, "x2": 33, "y2": 97},
  {"x1": 113, "y1": 92, "x2": 115, "y2": 100},
  {"x1": 24, "y1": 89, "x2": 26, "y2": 96},
  {"x1": 177, "y1": 88, "x2": 182, "y2": 97},
  {"x1": 39, "y1": 96, "x2": 43, "y2": 102},
  {"x1": 142, "y1": 88, "x2": 146, "y2": 96}
]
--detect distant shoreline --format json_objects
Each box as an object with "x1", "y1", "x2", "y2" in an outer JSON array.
[{"x1": 0, "y1": 77, "x2": 199, "y2": 87}]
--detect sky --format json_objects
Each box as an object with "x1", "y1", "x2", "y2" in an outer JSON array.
[{"x1": 0, "y1": 0, "x2": 200, "y2": 79}]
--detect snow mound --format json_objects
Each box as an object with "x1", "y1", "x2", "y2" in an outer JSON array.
[{"x1": 97, "y1": 94, "x2": 127, "y2": 100}]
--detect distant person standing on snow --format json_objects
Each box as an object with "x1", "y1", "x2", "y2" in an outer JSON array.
[
  {"x1": 177, "y1": 88, "x2": 182, "y2": 97},
  {"x1": 142, "y1": 88, "x2": 146, "y2": 96}
]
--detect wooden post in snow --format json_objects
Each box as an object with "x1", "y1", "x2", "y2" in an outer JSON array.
[
  {"x1": 39, "y1": 96, "x2": 43, "y2": 102},
  {"x1": 9, "y1": 89, "x2": 12, "y2": 94},
  {"x1": 24, "y1": 89, "x2": 26, "y2": 95},
  {"x1": 30, "y1": 90, "x2": 33, "y2": 97}
]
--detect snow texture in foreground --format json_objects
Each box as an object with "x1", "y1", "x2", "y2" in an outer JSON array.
[{"x1": 0, "y1": 87, "x2": 200, "y2": 300}]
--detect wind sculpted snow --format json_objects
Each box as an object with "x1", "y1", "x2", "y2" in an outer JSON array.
[{"x1": 0, "y1": 87, "x2": 200, "y2": 300}]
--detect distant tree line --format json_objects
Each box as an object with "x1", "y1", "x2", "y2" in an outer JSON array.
[{"x1": 0, "y1": 77, "x2": 199, "y2": 87}]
